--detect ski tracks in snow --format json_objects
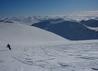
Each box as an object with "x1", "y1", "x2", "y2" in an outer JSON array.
[{"x1": 2, "y1": 43, "x2": 98, "y2": 71}]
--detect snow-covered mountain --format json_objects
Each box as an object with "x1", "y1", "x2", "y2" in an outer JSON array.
[
  {"x1": 32, "y1": 18, "x2": 98, "y2": 40},
  {"x1": 0, "y1": 16, "x2": 98, "y2": 25},
  {"x1": 0, "y1": 16, "x2": 98, "y2": 40},
  {"x1": 0, "y1": 16, "x2": 42, "y2": 25}
]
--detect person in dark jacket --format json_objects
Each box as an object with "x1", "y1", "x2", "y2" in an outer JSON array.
[{"x1": 7, "y1": 44, "x2": 11, "y2": 50}]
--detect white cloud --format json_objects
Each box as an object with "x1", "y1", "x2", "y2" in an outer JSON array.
[{"x1": 70, "y1": 10, "x2": 98, "y2": 17}]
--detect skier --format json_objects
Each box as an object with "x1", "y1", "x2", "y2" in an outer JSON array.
[{"x1": 7, "y1": 44, "x2": 11, "y2": 50}]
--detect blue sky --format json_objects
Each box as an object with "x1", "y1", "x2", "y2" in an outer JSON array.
[{"x1": 0, "y1": 0, "x2": 98, "y2": 16}]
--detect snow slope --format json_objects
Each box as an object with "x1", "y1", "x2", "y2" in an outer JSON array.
[
  {"x1": 0, "y1": 22, "x2": 68, "y2": 46},
  {"x1": 0, "y1": 22, "x2": 98, "y2": 71},
  {"x1": 0, "y1": 22, "x2": 67, "y2": 71}
]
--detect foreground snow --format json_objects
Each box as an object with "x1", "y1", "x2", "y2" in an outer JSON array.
[{"x1": 0, "y1": 40, "x2": 98, "y2": 71}]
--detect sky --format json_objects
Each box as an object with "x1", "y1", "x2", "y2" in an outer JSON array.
[{"x1": 0, "y1": 0, "x2": 98, "y2": 16}]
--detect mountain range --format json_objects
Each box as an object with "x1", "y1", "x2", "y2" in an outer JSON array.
[{"x1": 0, "y1": 16, "x2": 98, "y2": 40}]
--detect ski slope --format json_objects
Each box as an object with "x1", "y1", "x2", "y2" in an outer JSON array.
[{"x1": 0, "y1": 22, "x2": 98, "y2": 71}]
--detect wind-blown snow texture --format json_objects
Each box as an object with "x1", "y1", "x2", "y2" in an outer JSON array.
[{"x1": 0, "y1": 40, "x2": 98, "y2": 71}]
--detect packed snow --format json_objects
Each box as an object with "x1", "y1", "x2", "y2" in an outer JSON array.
[{"x1": 0, "y1": 22, "x2": 98, "y2": 71}]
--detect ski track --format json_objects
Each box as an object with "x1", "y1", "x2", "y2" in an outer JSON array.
[{"x1": 0, "y1": 42, "x2": 98, "y2": 71}]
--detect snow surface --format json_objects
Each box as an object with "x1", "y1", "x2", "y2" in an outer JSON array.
[
  {"x1": 0, "y1": 22, "x2": 98, "y2": 71},
  {"x1": 83, "y1": 24, "x2": 98, "y2": 32},
  {"x1": 0, "y1": 22, "x2": 68, "y2": 46},
  {"x1": 1, "y1": 40, "x2": 98, "y2": 71}
]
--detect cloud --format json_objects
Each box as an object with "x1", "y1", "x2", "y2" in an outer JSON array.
[{"x1": 71, "y1": 10, "x2": 98, "y2": 17}]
